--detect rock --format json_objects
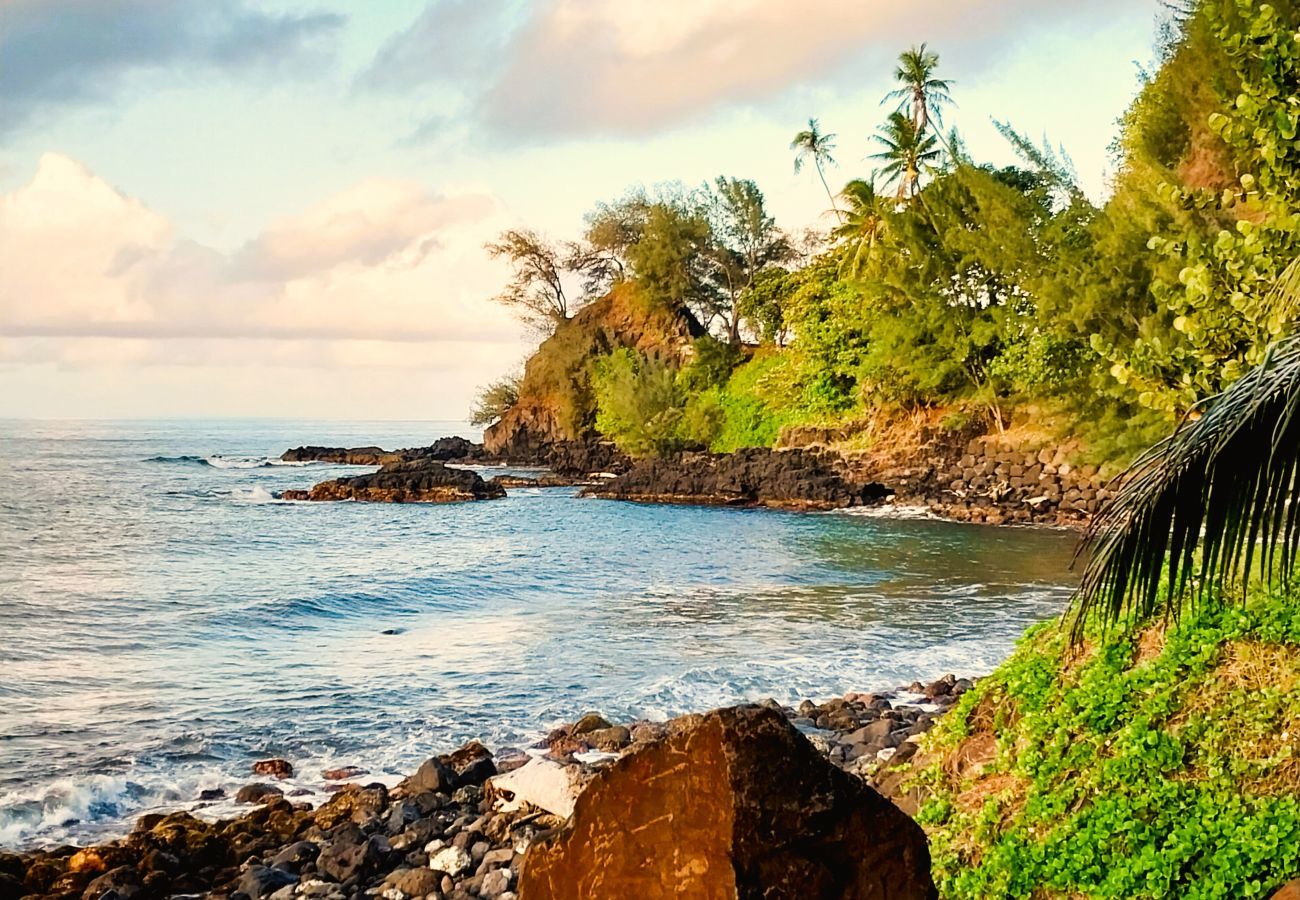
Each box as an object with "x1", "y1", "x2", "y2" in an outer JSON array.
[
  {"x1": 313, "y1": 784, "x2": 389, "y2": 830},
  {"x1": 582, "y1": 448, "x2": 890, "y2": 510},
  {"x1": 81, "y1": 865, "x2": 140, "y2": 900},
  {"x1": 253, "y1": 758, "x2": 294, "y2": 779},
  {"x1": 322, "y1": 766, "x2": 368, "y2": 781},
  {"x1": 384, "y1": 866, "x2": 444, "y2": 897},
  {"x1": 1271, "y1": 880, "x2": 1300, "y2": 900},
  {"x1": 488, "y1": 758, "x2": 593, "y2": 819},
  {"x1": 281, "y1": 438, "x2": 484, "y2": 467},
  {"x1": 585, "y1": 725, "x2": 631, "y2": 751},
  {"x1": 282, "y1": 459, "x2": 505, "y2": 504},
  {"x1": 198, "y1": 787, "x2": 226, "y2": 801},
  {"x1": 518, "y1": 705, "x2": 935, "y2": 900},
  {"x1": 317, "y1": 831, "x2": 389, "y2": 883},
  {"x1": 270, "y1": 840, "x2": 319, "y2": 874},
  {"x1": 236, "y1": 783, "x2": 285, "y2": 804},
  {"x1": 67, "y1": 846, "x2": 132, "y2": 875},
  {"x1": 445, "y1": 740, "x2": 497, "y2": 787},
  {"x1": 405, "y1": 757, "x2": 455, "y2": 795},
  {"x1": 480, "y1": 866, "x2": 514, "y2": 898},
  {"x1": 428, "y1": 846, "x2": 472, "y2": 877},
  {"x1": 237, "y1": 865, "x2": 298, "y2": 899},
  {"x1": 571, "y1": 714, "x2": 613, "y2": 735}
]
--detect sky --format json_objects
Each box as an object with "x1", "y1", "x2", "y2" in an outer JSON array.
[{"x1": 0, "y1": 0, "x2": 1167, "y2": 421}]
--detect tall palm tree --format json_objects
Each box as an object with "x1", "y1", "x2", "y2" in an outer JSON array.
[
  {"x1": 884, "y1": 43, "x2": 954, "y2": 139},
  {"x1": 831, "y1": 177, "x2": 886, "y2": 277},
  {"x1": 791, "y1": 118, "x2": 843, "y2": 222},
  {"x1": 871, "y1": 112, "x2": 940, "y2": 200},
  {"x1": 1073, "y1": 261, "x2": 1300, "y2": 638}
]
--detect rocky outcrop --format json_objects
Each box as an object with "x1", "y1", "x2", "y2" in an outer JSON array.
[
  {"x1": 582, "y1": 448, "x2": 889, "y2": 510},
  {"x1": 545, "y1": 440, "x2": 630, "y2": 477},
  {"x1": 518, "y1": 705, "x2": 936, "y2": 900},
  {"x1": 281, "y1": 459, "x2": 505, "y2": 503},
  {"x1": 280, "y1": 437, "x2": 484, "y2": 467},
  {"x1": 484, "y1": 286, "x2": 705, "y2": 459}
]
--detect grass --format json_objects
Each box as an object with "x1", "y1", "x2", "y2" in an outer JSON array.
[{"x1": 909, "y1": 585, "x2": 1300, "y2": 899}]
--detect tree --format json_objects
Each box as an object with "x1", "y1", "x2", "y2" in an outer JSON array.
[
  {"x1": 485, "y1": 229, "x2": 575, "y2": 333},
  {"x1": 573, "y1": 189, "x2": 651, "y2": 297},
  {"x1": 871, "y1": 111, "x2": 941, "y2": 200},
  {"x1": 704, "y1": 177, "x2": 792, "y2": 343},
  {"x1": 831, "y1": 177, "x2": 887, "y2": 277},
  {"x1": 626, "y1": 198, "x2": 717, "y2": 317},
  {"x1": 791, "y1": 118, "x2": 843, "y2": 222},
  {"x1": 884, "y1": 43, "x2": 954, "y2": 140},
  {"x1": 469, "y1": 373, "x2": 520, "y2": 426}
]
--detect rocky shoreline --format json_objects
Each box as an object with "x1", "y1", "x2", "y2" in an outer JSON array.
[
  {"x1": 2, "y1": 676, "x2": 966, "y2": 900},
  {"x1": 274, "y1": 433, "x2": 1101, "y2": 531}
]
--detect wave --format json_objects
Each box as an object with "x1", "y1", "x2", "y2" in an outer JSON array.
[
  {"x1": 147, "y1": 455, "x2": 316, "y2": 469},
  {"x1": 0, "y1": 774, "x2": 143, "y2": 847},
  {"x1": 230, "y1": 486, "x2": 291, "y2": 504}
]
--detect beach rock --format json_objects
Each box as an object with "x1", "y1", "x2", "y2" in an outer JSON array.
[
  {"x1": 313, "y1": 784, "x2": 389, "y2": 830},
  {"x1": 1272, "y1": 881, "x2": 1300, "y2": 900},
  {"x1": 236, "y1": 783, "x2": 284, "y2": 804},
  {"x1": 445, "y1": 740, "x2": 498, "y2": 786},
  {"x1": 237, "y1": 864, "x2": 297, "y2": 899},
  {"x1": 517, "y1": 704, "x2": 936, "y2": 900},
  {"x1": 282, "y1": 459, "x2": 505, "y2": 504},
  {"x1": 81, "y1": 865, "x2": 140, "y2": 900},
  {"x1": 480, "y1": 866, "x2": 514, "y2": 897},
  {"x1": 321, "y1": 766, "x2": 368, "y2": 782},
  {"x1": 404, "y1": 757, "x2": 455, "y2": 795},
  {"x1": 270, "y1": 841, "x2": 319, "y2": 874},
  {"x1": 583, "y1": 448, "x2": 891, "y2": 510},
  {"x1": 571, "y1": 713, "x2": 612, "y2": 735},
  {"x1": 317, "y1": 830, "x2": 389, "y2": 883},
  {"x1": 281, "y1": 437, "x2": 484, "y2": 467},
  {"x1": 383, "y1": 866, "x2": 444, "y2": 897},
  {"x1": 253, "y1": 758, "x2": 294, "y2": 779},
  {"x1": 428, "y1": 846, "x2": 472, "y2": 877},
  {"x1": 488, "y1": 758, "x2": 592, "y2": 819}
]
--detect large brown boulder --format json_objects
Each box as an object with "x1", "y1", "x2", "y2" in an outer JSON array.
[
  {"x1": 281, "y1": 459, "x2": 505, "y2": 503},
  {"x1": 518, "y1": 705, "x2": 936, "y2": 900}
]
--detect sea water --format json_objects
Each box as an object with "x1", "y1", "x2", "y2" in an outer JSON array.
[{"x1": 0, "y1": 418, "x2": 1078, "y2": 847}]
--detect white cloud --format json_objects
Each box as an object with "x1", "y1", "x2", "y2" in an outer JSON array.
[{"x1": 0, "y1": 153, "x2": 528, "y2": 418}]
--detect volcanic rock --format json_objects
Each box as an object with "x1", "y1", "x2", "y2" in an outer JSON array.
[
  {"x1": 517, "y1": 704, "x2": 935, "y2": 900},
  {"x1": 582, "y1": 448, "x2": 891, "y2": 510},
  {"x1": 280, "y1": 437, "x2": 484, "y2": 466},
  {"x1": 253, "y1": 758, "x2": 293, "y2": 779},
  {"x1": 281, "y1": 459, "x2": 505, "y2": 503}
]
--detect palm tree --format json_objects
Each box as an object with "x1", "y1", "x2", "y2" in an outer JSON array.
[
  {"x1": 884, "y1": 43, "x2": 955, "y2": 139},
  {"x1": 1072, "y1": 262, "x2": 1300, "y2": 638},
  {"x1": 831, "y1": 177, "x2": 886, "y2": 277},
  {"x1": 871, "y1": 112, "x2": 940, "y2": 200},
  {"x1": 791, "y1": 118, "x2": 843, "y2": 222}
]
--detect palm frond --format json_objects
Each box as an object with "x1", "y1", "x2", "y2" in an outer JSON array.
[{"x1": 1072, "y1": 331, "x2": 1300, "y2": 638}]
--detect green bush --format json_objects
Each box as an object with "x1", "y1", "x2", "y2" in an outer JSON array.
[{"x1": 919, "y1": 584, "x2": 1300, "y2": 899}]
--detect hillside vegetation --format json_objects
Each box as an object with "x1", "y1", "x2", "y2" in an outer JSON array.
[{"x1": 477, "y1": 0, "x2": 1300, "y2": 470}]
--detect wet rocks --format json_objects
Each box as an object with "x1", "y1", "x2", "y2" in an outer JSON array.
[
  {"x1": 281, "y1": 459, "x2": 506, "y2": 504},
  {"x1": 253, "y1": 759, "x2": 294, "y2": 780},
  {"x1": 236, "y1": 784, "x2": 285, "y2": 804},
  {"x1": 583, "y1": 448, "x2": 890, "y2": 510},
  {"x1": 280, "y1": 437, "x2": 485, "y2": 467},
  {"x1": 517, "y1": 705, "x2": 936, "y2": 899},
  {"x1": 319, "y1": 766, "x2": 366, "y2": 782}
]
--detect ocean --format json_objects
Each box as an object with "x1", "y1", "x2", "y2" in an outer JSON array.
[{"x1": 0, "y1": 418, "x2": 1078, "y2": 848}]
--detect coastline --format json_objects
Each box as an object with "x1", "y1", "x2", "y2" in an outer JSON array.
[{"x1": 2, "y1": 675, "x2": 968, "y2": 899}]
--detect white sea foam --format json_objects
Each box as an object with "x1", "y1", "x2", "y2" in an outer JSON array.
[
  {"x1": 231, "y1": 486, "x2": 284, "y2": 504},
  {"x1": 833, "y1": 502, "x2": 938, "y2": 520},
  {"x1": 205, "y1": 456, "x2": 315, "y2": 469}
]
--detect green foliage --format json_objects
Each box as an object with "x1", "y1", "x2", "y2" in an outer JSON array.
[
  {"x1": 591, "y1": 348, "x2": 687, "y2": 456},
  {"x1": 626, "y1": 198, "x2": 716, "y2": 313},
  {"x1": 921, "y1": 585, "x2": 1300, "y2": 899},
  {"x1": 468, "y1": 374, "x2": 520, "y2": 427}
]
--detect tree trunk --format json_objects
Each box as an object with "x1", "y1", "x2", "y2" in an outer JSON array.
[{"x1": 816, "y1": 161, "x2": 843, "y2": 223}]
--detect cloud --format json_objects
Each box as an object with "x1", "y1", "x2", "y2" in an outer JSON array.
[
  {"x1": 368, "y1": 0, "x2": 1144, "y2": 141},
  {"x1": 0, "y1": 154, "x2": 526, "y2": 388},
  {"x1": 0, "y1": 0, "x2": 344, "y2": 138}
]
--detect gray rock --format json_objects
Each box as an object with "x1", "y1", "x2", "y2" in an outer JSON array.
[{"x1": 237, "y1": 865, "x2": 297, "y2": 900}]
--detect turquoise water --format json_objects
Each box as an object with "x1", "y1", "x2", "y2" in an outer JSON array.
[{"x1": 0, "y1": 418, "x2": 1078, "y2": 847}]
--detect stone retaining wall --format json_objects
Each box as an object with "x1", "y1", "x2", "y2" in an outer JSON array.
[{"x1": 895, "y1": 438, "x2": 1111, "y2": 526}]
